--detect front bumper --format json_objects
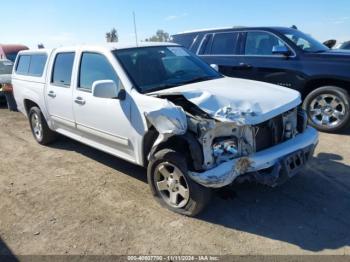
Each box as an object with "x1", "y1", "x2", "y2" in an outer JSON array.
[{"x1": 188, "y1": 127, "x2": 319, "y2": 188}]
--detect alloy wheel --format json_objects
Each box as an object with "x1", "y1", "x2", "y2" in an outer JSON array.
[
  {"x1": 154, "y1": 162, "x2": 190, "y2": 209},
  {"x1": 309, "y1": 94, "x2": 346, "y2": 128},
  {"x1": 31, "y1": 112, "x2": 43, "y2": 141}
]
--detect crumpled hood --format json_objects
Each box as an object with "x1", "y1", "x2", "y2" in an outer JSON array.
[{"x1": 151, "y1": 77, "x2": 301, "y2": 125}]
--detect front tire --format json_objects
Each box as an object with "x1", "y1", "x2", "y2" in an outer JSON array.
[
  {"x1": 29, "y1": 106, "x2": 57, "y2": 145},
  {"x1": 147, "y1": 149, "x2": 211, "y2": 216},
  {"x1": 303, "y1": 86, "x2": 350, "y2": 132}
]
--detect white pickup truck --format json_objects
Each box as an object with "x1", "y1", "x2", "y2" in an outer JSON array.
[{"x1": 13, "y1": 43, "x2": 318, "y2": 216}]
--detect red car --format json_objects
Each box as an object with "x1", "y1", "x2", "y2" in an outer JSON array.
[{"x1": 0, "y1": 44, "x2": 28, "y2": 62}]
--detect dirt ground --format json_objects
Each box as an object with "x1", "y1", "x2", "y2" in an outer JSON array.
[{"x1": 0, "y1": 105, "x2": 349, "y2": 256}]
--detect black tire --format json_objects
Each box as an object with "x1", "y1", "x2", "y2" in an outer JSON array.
[
  {"x1": 28, "y1": 106, "x2": 58, "y2": 145},
  {"x1": 147, "y1": 149, "x2": 211, "y2": 217},
  {"x1": 303, "y1": 86, "x2": 350, "y2": 133}
]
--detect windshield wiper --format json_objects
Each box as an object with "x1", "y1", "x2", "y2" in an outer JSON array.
[
  {"x1": 144, "y1": 83, "x2": 181, "y2": 93},
  {"x1": 180, "y1": 76, "x2": 217, "y2": 85},
  {"x1": 144, "y1": 76, "x2": 219, "y2": 94}
]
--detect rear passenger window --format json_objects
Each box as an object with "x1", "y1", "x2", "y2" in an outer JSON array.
[
  {"x1": 28, "y1": 55, "x2": 47, "y2": 76},
  {"x1": 16, "y1": 55, "x2": 31, "y2": 74},
  {"x1": 16, "y1": 54, "x2": 47, "y2": 76},
  {"x1": 211, "y1": 32, "x2": 238, "y2": 55},
  {"x1": 79, "y1": 52, "x2": 119, "y2": 91},
  {"x1": 52, "y1": 52, "x2": 75, "y2": 87},
  {"x1": 198, "y1": 34, "x2": 213, "y2": 55}
]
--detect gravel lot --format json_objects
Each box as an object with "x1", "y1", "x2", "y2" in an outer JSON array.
[{"x1": 0, "y1": 105, "x2": 350, "y2": 256}]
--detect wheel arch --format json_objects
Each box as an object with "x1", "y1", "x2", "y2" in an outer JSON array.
[
  {"x1": 302, "y1": 78, "x2": 350, "y2": 99},
  {"x1": 143, "y1": 127, "x2": 203, "y2": 171},
  {"x1": 23, "y1": 99, "x2": 40, "y2": 116}
]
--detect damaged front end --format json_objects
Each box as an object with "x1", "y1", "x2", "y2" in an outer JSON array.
[{"x1": 145, "y1": 93, "x2": 318, "y2": 189}]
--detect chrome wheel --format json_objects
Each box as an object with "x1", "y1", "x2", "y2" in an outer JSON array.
[
  {"x1": 309, "y1": 94, "x2": 346, "y2": 128},
  {"x1": 31, "y1": 112, "x2": 43, "y2": 141},
  {"x1": 154, "y1": 162, "x2": 190, "y2": 209}
]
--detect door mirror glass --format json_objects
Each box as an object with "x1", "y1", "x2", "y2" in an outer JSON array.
[
  {"x1": 92, "y1": 80, "x2": 123, "y2": 99},
  {"x1": 210, "y1": 64, "x2": 219, "y2": 71},
  {"x1": 272, "y1": 45, "x2": 291, "y2": 56}
]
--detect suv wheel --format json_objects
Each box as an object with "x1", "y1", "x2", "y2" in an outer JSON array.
[
  {"x1": 29, "y1": 106, "x2": 58, "y2": 145},
  {"x1": 303, "y1": 86, "x2": 350, "y2": 132},
  {"x1": 147, "y1": 149, "x2": 211, "y2": 216}
]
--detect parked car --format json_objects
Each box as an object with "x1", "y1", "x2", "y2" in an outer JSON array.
[
  {"x1": 172, "y1": 27, "x2": 350, "y2": 132},
  {"x1": 0, "y1": 44, "x2": 29, "y2": 62},
  {"x1": 0, "y1": 59, "x2": 17, "y2": 110},
  {"x1": 12, "y1": 44, "x2": 318, "y2": 216},
  {"x1": 338, "y1": 41, "x2": 350, "y2": 50}
]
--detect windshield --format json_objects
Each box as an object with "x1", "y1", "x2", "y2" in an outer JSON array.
[
  {"x1": 0, "y1": 60, "x2": 14, "y2": 75},
  {"x1": 114, "y1": 46, "x2": 222, "y2": 93},
  {"x1": 280, "y1": 29, "x2": 329, "y2": 53}
]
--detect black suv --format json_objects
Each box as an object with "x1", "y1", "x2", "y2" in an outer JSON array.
[{"x1": 172, "y1": 27, "x2": 350, "y2": 132}]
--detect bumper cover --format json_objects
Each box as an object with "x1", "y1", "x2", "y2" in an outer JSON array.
[{"x1": 188, "y1": 127, "x2": 319, "y2": 188}]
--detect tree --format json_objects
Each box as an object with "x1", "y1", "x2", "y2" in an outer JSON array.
[
  {"x1": 106, "y1": 28, "x2": 119, "y2": 42},
  {"x1": 145, "y1": 30, "x2": 170, "y2": 42}
]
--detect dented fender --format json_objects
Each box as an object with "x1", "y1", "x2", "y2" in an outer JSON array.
[{"x1": 144, "y1": 103, "x2": 187, "y2": 137}]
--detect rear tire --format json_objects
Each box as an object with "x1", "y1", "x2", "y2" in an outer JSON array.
[
  {"x1": 147, "y1": 149, "x2": 211, "y2": 217},
  {"x1": 29, "y1": 106, "x2": 58, "y2": 145},
  {"x1": 303, "y1": 86, "x2": 350, "y2": 133}
]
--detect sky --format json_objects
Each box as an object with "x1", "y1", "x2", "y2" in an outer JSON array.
[{"x1": 1, "y1": 0, "x2": 350, "y2": 49}]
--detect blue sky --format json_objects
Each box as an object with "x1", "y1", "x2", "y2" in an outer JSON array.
[{"x1": 1, "y1": 0, "x2": 350, "y2": 48}]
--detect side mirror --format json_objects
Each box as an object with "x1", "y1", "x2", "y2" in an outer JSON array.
[
  {"x1": 92, "y1": 80, "x2": 125, "y2": 100},
  {"x1": 210, "y1": 64, "x2": 219, "y2": 72},
  {"x1": 272, "y1": 45, "x2": 291, "y2": 56}
]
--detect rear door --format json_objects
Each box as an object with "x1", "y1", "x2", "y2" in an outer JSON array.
[
  {"x1": 46, "y1": 51, "x2": 76, "y2": 131},
  {"x1": 197, "y1": 31, "x2": 249, "y2": 78}
]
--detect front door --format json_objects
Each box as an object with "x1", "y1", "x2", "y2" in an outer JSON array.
[
  {"x1": 236, "y1": 31, "x2": 303, "y2": 90},
  {"x1": 198, "y1": 31, "x2": 248, "y2": 79},
  {"x1": 72, "y1": 52, "x2": 134, "y2": 162}
]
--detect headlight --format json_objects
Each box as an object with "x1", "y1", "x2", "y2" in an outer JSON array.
[{"x1": 212, "y1": 138, "x2": 239, "y2": 163}]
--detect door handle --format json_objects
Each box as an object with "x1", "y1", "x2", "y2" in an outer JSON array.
[
  {"x1": 238, "y1": 63, "x2": 252, "y2": 69},
  {"x1": 74, "y1": 97, "x2": 86, "y2": 105},
  {"x1": 48, "y1": 91, "x2": 56, "y2": 98}
]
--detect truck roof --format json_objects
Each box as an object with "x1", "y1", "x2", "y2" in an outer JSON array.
[
  {"x1": 173, "y1": 26, "x2": 294, "y2": 36},
  {"x1": 18, "y1": 42, "x2": 179, "y2": 56}
]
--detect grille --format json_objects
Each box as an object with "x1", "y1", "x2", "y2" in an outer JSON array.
[{"x1": 255, "y1": 115, "x2": 284, "y2": 152}]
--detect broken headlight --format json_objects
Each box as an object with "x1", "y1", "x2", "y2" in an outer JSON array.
[{"x1": 212, "y1": 137, "x2": 239, "y2": 163}]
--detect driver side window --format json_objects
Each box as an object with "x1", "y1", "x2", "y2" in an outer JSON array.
[
  {"x1": 78, "y1": 52, "x2": 119, "y2": 91},
  {"x1": 245, "y1": 32, "x2": 288, "y2": 56}
]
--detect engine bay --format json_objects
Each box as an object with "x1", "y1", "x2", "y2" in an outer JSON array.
[{"x1": 161, "y1": 94, "x2": 302, "y2": 171}]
